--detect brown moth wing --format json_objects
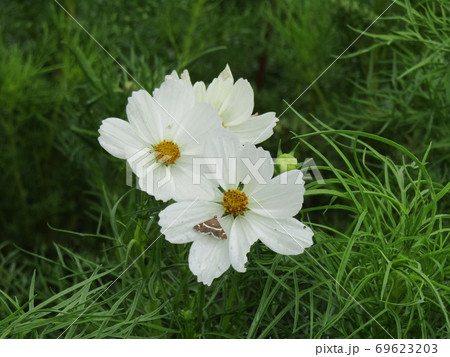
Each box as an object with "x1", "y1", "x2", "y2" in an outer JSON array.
[{"x1": 193, "y1": 217, "x2": 227, "y2": 240}]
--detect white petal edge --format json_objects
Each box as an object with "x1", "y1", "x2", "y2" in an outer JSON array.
[
  {"x1": 205, "y1": 77, "x2": 234, "y2": 112},
  {"x1": 137, "y1": 164, "x2": 176, "y2": 202},
  {"x1": 248, "y1": 170, "x2": 305, "y2": 218},
  {"x1": 169, "y1": 156, "x2": 219, "y2": 202},
  {"x1": 98, "y1": 118, "x2": 146, "y2": 160},
  {"x1": 180, "y1": 69, "x2": 192, "y2": 85},
  {"x1": 173, "y1": 102, "x2": 222, "y2": 145},
  {"x1": 219, "y1": 64, "x2": 234, "y2": 82},
  {"x1": 126, "y1": 90, "x2": 164, "y2": 144},
  {"x1": 159, "y1": 201, "x2": 224, "y2": 244},
  {"x1": 188, "y1": 236, "x2": 230, "y2": 286},
  {"x1": 193, "y1": 81, "x2": 207, "y2": 103},
  {"x1": 247, "y1": 212, "x2": 314, "y2": 255},
  {"x1": 228, "y1": 215, "x2": 259, "y2": 272},
  {"x1": 220, "y1": 78, "x2": 254, "y2": 126},
  {"x1": 229, "y1": 112, "x2": 278, "y2": 145},
  {"x1": 236, "y1": 143, "x2": 273, "y2": 193},
  {"x1": 153, "y1": 77, "x2": 195, "y2": 123},
  {"x1": 200, "y1": 131, "x2": 242, "y2": 190}
]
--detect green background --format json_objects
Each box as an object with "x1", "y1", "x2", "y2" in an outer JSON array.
[{"x1": 0, "y1": 0, "x2": 449, "y2": 338}]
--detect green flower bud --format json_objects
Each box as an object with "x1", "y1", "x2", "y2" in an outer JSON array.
[
  {"x1": 180, "y1": 309, "x2": 194, "y2": 320},
  {"x1": 274, "y1": 154, "x2": 298, "y2": 174},
  {"x1": 274, "y1": 141, "x2": 300, "y2": 174}
]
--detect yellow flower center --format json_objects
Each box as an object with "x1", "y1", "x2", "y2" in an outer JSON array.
[
  {"x1": 222, "y1": 189, "x2": 248, "y2": 216},
  {"x1": 153, "y1": 140, "x2": 181, "y2": 165}
]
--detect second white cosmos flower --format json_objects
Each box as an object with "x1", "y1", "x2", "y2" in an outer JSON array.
[
  {"x1": 171, "y1": 65, "x2": 279, "y2": 145},
  {"x1": 158, "y1": 137, "x2": 314, "y2": 285}
]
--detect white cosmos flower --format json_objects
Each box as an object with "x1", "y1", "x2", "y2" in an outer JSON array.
[
  {"x1": 169, "y1": 65, "x2": 278, "y2": 145},
  {"x1": 98, "y1": 76, "x2": 225, "y2": 202},
  {"x1": 158, "y1": 138, "x2": 313, "y2": 285}
]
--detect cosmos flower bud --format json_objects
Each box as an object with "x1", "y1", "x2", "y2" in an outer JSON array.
[{"x1": 274, "y1": 141, "x2": 300, "y2": 174}]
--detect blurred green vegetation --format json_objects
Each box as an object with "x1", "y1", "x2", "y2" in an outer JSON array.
[{"x1": 0, "y1": 0, "x2": 448, "y2": 338}]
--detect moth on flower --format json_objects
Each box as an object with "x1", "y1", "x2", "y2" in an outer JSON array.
[
  {"x1": 98, "y1": 76, "x2": 226, "y2": 202},
  {"x1": 169, "y1": 65, "x2": 279, "y2": 145},
  {"x1": 158, "y1": 137, "x2": 314, "y2": 286}
]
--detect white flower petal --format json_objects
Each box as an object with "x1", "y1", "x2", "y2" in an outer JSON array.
[
  {"x1": 138, "y1": 164, "x2": 176, "y2": 202},
  {"x1": 127, "y1": 149, "x2": 156, "y2": 177},
  {"x1": 220, "y1": 78, "x2": 254, "y2": 126},
  {"x1": 98, "y1": 118, "x2": 146, "y2": 160},
  {"x1": 126, "y1": 90, "x2": 164, "y2": 144},
  {"x1": 229, "y1": 112, "x2": 278, "y2": 144},
  {"x1": 173, "y1": 102, "x2": 222, "y2": 144},
  {"x1": 169, "y1": 156, "x2": 219, "y2": 201},
  {"x1": 248, "y1": 170, "x2": 305, "y2": 218},
  {"x1": 228, "y1": 215, "x2": 258, "y2": 272},
  {"x1": 180, "y1": 69, "x2": 192, "y2": 85},
  {"x1": 193, "y1": 81, "x2": 207, "y2": 103},
  {"x1": 153, "y1": 77, "x2": 195, "y2": 123},
  {"x1": 206, "y1": 77, "x2": 234, "y2": 111},
  {"x1": 247, "y1": 212, "x2": 313, "y2": 255},
  {"x1": 189, "y1": 235, "x2": 230, "y2": 286},
  {"x1": 159, "y1": 201, "x2": 224, "y2": 244},
  {"x1": 217, "y1": 214, "x2": 234, "y2": 238},
  {"x1": 187, "y1": 66, "x2": 277, "y2": 146},
  {"x1": 236, "y1": 143, "x2": 273, "y2": 192},
  {"x1": 165, "y1": 70, "x2": 180, "y2": 80},
  {"x1": 219, "y1": 64, "x2": 234, "y2": 82},
  {"x1": 204, "y1": 129, "x2": 241, "y2": 160},
  {"x1": 195, "y1": 132, "x2": 241, "y2": 190}
]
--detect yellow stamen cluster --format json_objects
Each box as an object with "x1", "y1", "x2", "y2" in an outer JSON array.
[
  {"x1": 222, "y1": 189, "x2": 248, "y2": 216},
  {"x1": 153, "y1": 140, "x2": 181, "y2": 165}
]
